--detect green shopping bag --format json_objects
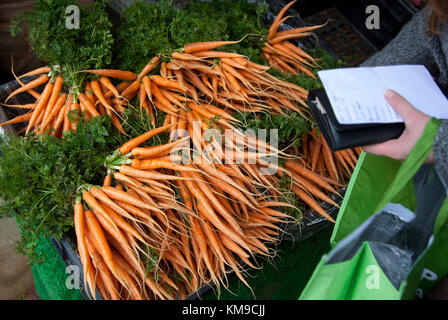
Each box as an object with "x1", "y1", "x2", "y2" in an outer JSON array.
[{"x1": 299, "y1": 118, "x2": 448, "y2": 300}]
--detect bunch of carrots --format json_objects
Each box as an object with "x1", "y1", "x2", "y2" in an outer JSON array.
[
  {"x1": 128, "y1": 41, "x2": 312, "y2": 128},
  {"x1": 1, "y1": 39, "x2": 311, "y2": 136},
  {"x1": 75, "y1": 121, "x2": 302, "y2": 300},
  {"x1": 261, "y1": 0, "x2": 325, "y2": 78},
  {"x1": 0, "y1": 66, "x2": 143, "y2": 136},
  {"x1": 0, "y1": 1, "x2": 322, "y2": 136},
  {"x1": 1, "y1": 1, "x2": 324, "y2": 137}
]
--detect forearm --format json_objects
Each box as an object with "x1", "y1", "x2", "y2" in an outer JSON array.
[{"x1": 433, "y1": 120, "x2": 448, "y2": 189}]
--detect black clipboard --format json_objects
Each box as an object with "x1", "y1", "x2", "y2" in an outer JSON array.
[{"x1": 308, "y1": 88, "x2": 405, "y2": 151}]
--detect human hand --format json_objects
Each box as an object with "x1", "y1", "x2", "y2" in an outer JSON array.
[{"x1": 363, "y1": 89, "x2": 434, "y2": 163}]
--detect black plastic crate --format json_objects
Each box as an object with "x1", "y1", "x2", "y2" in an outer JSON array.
[
  {"x1": 303, "y1": 7, "x2": 378, "y2": 67},
  {"x1": 279, "y1": 0, "x2": 419, "y2": 66},
  {"x1": 49, "y1": 236, "x2": 215, "y2": 300},
  {"x1": 264, "y1": 0, "x2": 377, "y2": 66},
  {"x1": 336, "y1": 0, "x2": 418, "y2": 51}
]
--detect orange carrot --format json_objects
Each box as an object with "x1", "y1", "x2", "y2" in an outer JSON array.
[
  {"x1": 321, "y1": 137, "x2": 339, "y2": 182},
  {"x1": 281, "y1": 40, "x2": 316, "y2": 62},
  {"x1": 347, "y1": 148, "x2": 359, "y2": 164},
  {"x1": 183, "y1": 69, "x2": 214, "y2": 100},
  {"x1": 334, "y1": 151, "x2": 352, "y2": 176},
  {"x1": 119, "y1": 124, "x2": 173, "y2": 155},
  {"x1": 151, "y1": 75, "x2": 186, "y2": 92},
  {"x1": 138, "y1": 83, "x2": 151, "y2": 115},
  {"x1": 103, "y1": 175, "x2": 112, "y2": 187},
  {"x1": 267, "y1": 0, "x2": 297, "y2": 40},
  {"x1": 160, "y1": 62, "x2": 167, "y2": 78},
  {"x1": 100, "y1": 186, "x2": 160, "y2": 211},
  {"x1": 41, "y1": 92, "x2": 67, "y2": 132},
  {"x1": 118, "y1": 165, "x2": 188, "y2": 181},
  {"x1": 0, "y1": 103, "x2": 35, "y2": 109},
  {"x1": 273, "y1": 23, "x2": 327, "y2": 39},
  {"x1": 150, "y1": 82, "x2": 178, "y2": 113},
  {"x1": 98, "y1": 199, "x2": 146, "y2": 244},
  {"x1": 272, "y1": 41, "x2": 314, "y2": 67},
  {"x1": 142, "y1": 76, "x2": 153, "y2": 103},
  {"x1": 79, "y1": 99, "x2": 92, "y2": 120},
  {"x1": 183, "y1": 170, "x2": 249, "y2": 249},
  {"x1": 137, "y1": 56, "x2": 160, "y2": 80},
  {"x1": 85, "y1": 81, "x2": 95, "y2": 104},
  {"x1": 160, "y1": 88, "x2": 186, "y2": 110},
  {"x1": 73, "y1": 201, "x2": 93, "y2": 295},
  {"x1": 131, "y1": 138, "x2": 187, "y2": 159},
  {"x1": 84, "y1": 209, "x2": 121, "y2": 280},
  {"x1": 292, "y1": 185, "x2": 335, "y2": 223},
  {"x1": 183, "y1": 40, "x2": 241, "y2": 54},
  {"x1": 192, "y1": 51, "x2": 244, "y2": 59},
  {"x1": 131, "y1": 159, "x2": 198, "y2": 172},
  {"x1": 267, "y1": 15, "x2": 293, "y2": 40},
  {"x1": 91, "y1": 80, "x2": 113, "y2": 112},
  {"x1": 271, "y1": 55, "x2": 299, "y2": 75},
  {"x1": 339, "y1": 150, "x2": 356, "y2": 170},
  {"x1": 78, "y1": 93, "x2": 100, "y2": 117},
  {"x1": 310, "y1": 139, "x2": 321, "y2": 171},
  {"x1": 15, "y1": 77, "x2": 41, "y2": 100},
  {"x1": 62, "y1": 94, "x2": 73, "y2": 133},
  {"x1": 91, "y1": 77, "x2": 114, "y2": 110},
  {"x1": 171, "y1": 51, "x2": 207, "y2": 61},
  {"x1": 103, "y1": 81, "x2": 130, "y2": 99},
  {"x1": 84, "y1": 236, "x2": 120, "y2": 300},
  {"x1": 41, "y1": 76, "x2": 63, "y2": 126},
  {"x1": 6, "y1": 74, "x2": 49, "y2": 102},
  {"x1": 18, "y1": 66, "x2": 51, "y2": 79},
  {"x1": 52, "y1": 100, "x2": 67, "y2": 136},
  {"x1": 292, "y1": 172, "x2": 339, "y2": 207},
  {"x1": 25, "y1": 81, "x2": 54, "y2": 134},
  {"x1": 269, "y1": 32, "x2": 313, "y2": 45},
  {"x1": 0, "y1": 112, "x2": 32, "y2": 127},
  {"x1": 285, "y1": 159, "x2": 337, "y2": 194},
  {"x1": 81, "y1": 69, "x2": 137, "y2": 81}
]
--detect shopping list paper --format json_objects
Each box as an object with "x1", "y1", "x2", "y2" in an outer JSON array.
[{"x1": 317, "y1": 65, "x2": 448, "y2": 124}]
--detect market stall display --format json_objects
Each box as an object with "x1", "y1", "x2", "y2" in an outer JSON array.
[{"x1": 0, "y1": 0, "x2": 362, "y2": 300}]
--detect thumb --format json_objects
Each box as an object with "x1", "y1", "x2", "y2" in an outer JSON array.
[{"x1": 384, "y1": 89, "x2": 425, "y2": 123}]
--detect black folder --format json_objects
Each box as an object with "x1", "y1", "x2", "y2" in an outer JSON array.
[{"x1": 308, "y1": 88, "x2": 405, "y2": 151}]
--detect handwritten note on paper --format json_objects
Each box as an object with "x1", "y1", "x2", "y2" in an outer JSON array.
[{"x1": 317, "y1": 65, "x2": 448, "y2": 124}]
